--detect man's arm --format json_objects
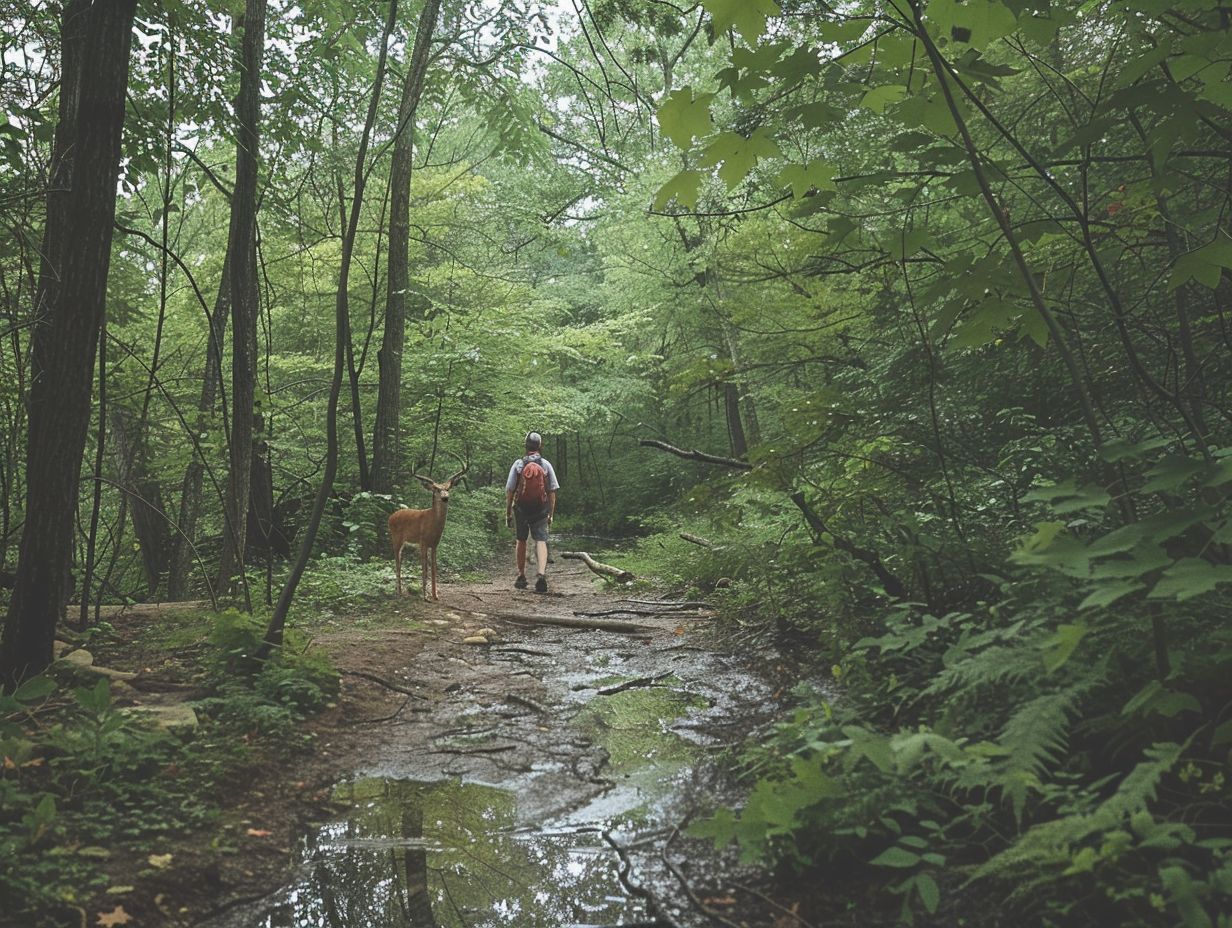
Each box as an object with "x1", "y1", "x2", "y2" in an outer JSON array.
[
  {"x1": 547, "y1": 489, "x2": 556, "y2": 522},
  {"x1": 505, "y1": 488, "x2": 516, "y2": 527}
]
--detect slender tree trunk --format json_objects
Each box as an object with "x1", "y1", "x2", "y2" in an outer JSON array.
[
  {"x1": 110, "y1": 406, "x2": 171, "y2": 596},
  {"x1": 261, "y1": 0, "x2": 405, "y2": 655},
  {"x1": 167, "y1": 254, "x2": 230, "y2": 599},
  {"x1": 1, "y1": 0, "x2": 138, "y2": 686},
  {"x1": 371, "y1": 0, "x2": 442, "y2": 494},
  {"x1": 80, "y1": 322, "x2": 108, "y2": 628},
  {"x1": 216, "y1": 0, "x2": 266, "y2": 602}
]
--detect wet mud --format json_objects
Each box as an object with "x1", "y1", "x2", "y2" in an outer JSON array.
[{"x1": 201, "y1": 557, "x2": 800, "y2": 927}]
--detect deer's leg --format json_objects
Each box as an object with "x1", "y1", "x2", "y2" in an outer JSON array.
[
  {"x1": 420, "y1": 545, "x2": 429, "y2": 601},
  {"x1": 393, "y1": 540, "x2": 402, "y2": 595},
  {"x1": 431, "y1": 546, "x2": 438, "y2": 601}
]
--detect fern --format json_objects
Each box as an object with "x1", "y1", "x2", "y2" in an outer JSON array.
[
  {"x1": 971, "y1": 741, "x2": 1186, "y2": 885},
  {"x1": 922, "y1": 644, "x2": 1041, "y2": 698},
  {"x1": 993, "y1": 689, "x2": 1079, "y2": 821}
]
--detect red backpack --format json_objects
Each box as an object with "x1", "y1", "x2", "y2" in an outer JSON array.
[{"x1": 517, "y1": 457, "x2": 548, "y2": 508}]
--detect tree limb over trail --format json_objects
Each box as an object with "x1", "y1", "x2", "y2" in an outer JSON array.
[
  {"x1": 790, "y1": 491, "x2": 906, "y2": 600},
  {"x1": 638, "y1": 439, "x2": 753, "y2": 471}
]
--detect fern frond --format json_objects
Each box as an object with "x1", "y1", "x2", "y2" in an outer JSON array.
[
  {"x1": 1001, "y1": 690, "x2": 1076, "y2": 779},
  {"x1": 971, "y1": 741, "x2": 1185, "y2": 886},
  {"x1": 922, "y1": 644, "x2": 1039, "y2": 698}
]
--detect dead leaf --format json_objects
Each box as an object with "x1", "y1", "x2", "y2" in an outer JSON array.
[
  {"x1": 105, "y1": 885, "x2": 135, "y2": 895},
  {"x1": 2, "y1": 756, "x2": 14, "y2": 770},
  {"x1": 147, "y1": 852, "x2": 173, "y2": 869},
  {"x1": 674, "y1": 625, "x2": 685, "y2": 636},
  {"x1": 96, "y1": 905, "x2": 132, "y2": 926},
  {"x1": 246, "y1": 828, "x2": 272, "y2": 837}
]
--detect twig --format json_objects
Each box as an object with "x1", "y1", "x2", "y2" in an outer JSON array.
[
  {"x1": 353, "y1": 695, "x2": 411, "y2": 724},
  {"x1": 663, "y1": 822, "x2": 743, "y2": 928},
  {"x1": 598, "y1": 672, "x2": 673, "y2": 696},
  {"x1": 732, "y1": 881, "x2": 819, "y2": 928},
  {"x1": 603, "y1": 829, "x2": 684, "y2": 928},
  {"x1": 472, "y1": 610, "x2": 653, "y2": 634},
  {"x1": 340, "y1": 669, "x2": 427, "y2": 699},
  {"x1": 491, "y1": 646, "x2": 553, "y2": 657},
  {"x1": 506, "y1": 692, "x2": 548, "y2": 714},
  {"x1": 618, "y1": 599, "x2": 715, "y2": 610},
  {"x1": 428, "y1": 743, "x2": 516, "y2": 755}
]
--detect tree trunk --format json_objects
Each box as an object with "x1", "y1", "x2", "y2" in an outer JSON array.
[
  {"x1": 1, "y1": 0, "x2": 138, "y2": 686},
  {"x1": 370, "y1": 0, "x2": 442, "y2": 494},
  {"x1": 109, "y1": 406, "x2": 172, "y2": 596},
  {"x1": 260, "y1": 0, "x2": 407, "y2": 656},
  {"x1": 216, "y1": 0, "x2": 266, "y2": 601},
  {"x1": 167, "y1": 254, "x2": 230, "y2": 600}
]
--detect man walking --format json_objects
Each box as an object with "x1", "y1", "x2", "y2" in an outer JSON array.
[{"x1": 505, "y1": 432, "x2": 559, "y2": 592}]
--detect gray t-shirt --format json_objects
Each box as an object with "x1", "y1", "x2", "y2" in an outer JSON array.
[{"x1": 506, "y1": 453, "x2": 560, "y2": 496}]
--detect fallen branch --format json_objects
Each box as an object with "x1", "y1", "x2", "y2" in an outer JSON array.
[
  {"x1": 481, "y1": 610, "x2": 653, "y2": 634},
  {"x1": 639, "y1": 438, "x2": 753, "y2": 470},
  {"x1": 679, "y1": 532, "x2": 716, "y2": 548},
  {"x1": 491, "y1": 646, "x2": 554, "y2": 657},
  {"x1": 790, "y1": 490, "x2": 906, "y2": 600},
  {"x1": 353, "y1": 696, "x2": 411, "y2": 725},
  {"x1": 617, "y1": 599, "x2": 714, "y2": 610},
  {"x1": 428, "y1": 743, "x2": 517, "y2": 755},
  {"x1": 506, "y1": 692, "x2": 548, "y2": 714},
  {"x1": 663, "y1": 822, "x2": 743, "y2": 928},
  {"x1": 560, "y1": 550, "x2": 634, "y2": 583},
  {"x1": 598, "y1": 672, "x2": 672, "y2": 696},
  {"x1": 341, "y1": 669, "x2": 427, "y2": 699}
]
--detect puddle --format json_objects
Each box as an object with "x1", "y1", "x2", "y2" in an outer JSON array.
[
  {"x1": 201, "y1": 602, "x2": 792, "y2": 928},
  {"x1": 215, "y1": 778, "x2": 651, "y2": 927}
]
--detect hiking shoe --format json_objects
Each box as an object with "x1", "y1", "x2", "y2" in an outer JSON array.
[
  {"x1": 535, "y1": 574, "x2": 548, "y2": 594},
  {"x1": 514, "y1": 575, "x2": 528, "y2": 589}
]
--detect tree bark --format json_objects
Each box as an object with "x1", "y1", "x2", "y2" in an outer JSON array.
[
  {"x1": 1, "y1": 0, "x2": 138, "y2": 686},
  {"x1": 167, "y1": 254, "x2": 230, "y2": 600},
  {"x1": 109, "y1": 406, "x2": 171, "y2": 596},
  {"x1": 370, "y1": 0, "x2": 442, "y2": 494},
  {"x1": 216, "y1": 0, "x2": 266, "y2": 601}
]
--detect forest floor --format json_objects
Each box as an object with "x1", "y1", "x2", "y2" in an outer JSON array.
[{"x1": 66, "y1": 552, "x2": 848, "y2": 928}]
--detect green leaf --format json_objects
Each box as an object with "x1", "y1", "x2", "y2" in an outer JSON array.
[
  {"x1": 1079, "y1": 580, "x2": 1144, "y2": 611},
  {"x1": 698, "y1": 129, "x2": 781, "y2": 189},
  {"x1": 653, "y1": 170, "x2": 703, "y2": 211},
  {"x1": 776, "y1": 159, "x2": 836, "y2": 199},
  {"x1": 861, "y1": 83, "x2": 907, "y2": 114},
  {"x1": 915, "y1": 873, "x2": 940, "y2": 914},
  {"x1": 12, "y1": 676, "x2": 56, "y2": 703},
  {"x1": 872, "y1": 846, "x2": 920, "y2": 868},
  {"x1": 1041, "y1": 623, "x2": 1087, "y2": 671},
  {"x1": 656, "y1": 87, "x2": 715, "y2": 149},
  {"x1": 1149, "y1": 558, "x2": 1232, "y2": 601},
  {"x1": 701, "y1": 0, "x2": 780, "y2": 42}
]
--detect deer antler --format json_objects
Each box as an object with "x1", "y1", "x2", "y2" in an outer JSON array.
[
  {"x1": 411, "y1": 473, "x2": 435, "y2": 487},
  {"x1": 445, "y1": 461, "x2": 469, "y2": 486}
]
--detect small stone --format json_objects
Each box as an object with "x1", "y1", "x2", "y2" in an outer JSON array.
[
  {"x1": 462, "y1": 636, "x2": 489, "y2": 646},
  {"x1": 474, "y1": 627, "x2": 500, "y2": 641},
  {"x1": 60, "y1": 648, "x2": 95, "y2": 667}
]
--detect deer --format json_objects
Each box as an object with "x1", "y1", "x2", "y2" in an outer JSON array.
[{"x1": 389, "y1": 464, "x2": 468, "y2": 601}]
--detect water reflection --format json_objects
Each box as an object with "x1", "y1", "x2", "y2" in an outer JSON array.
[{"x1": 255, "y1": 778, "x2": 646, "y2": 928}]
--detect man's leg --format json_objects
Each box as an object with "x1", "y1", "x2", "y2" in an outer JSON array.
[
  {"x1": 516, "y1": 540, "x2": 528, "y2": 576},
  {"x1": 534, "y1": 540, "x2": 549, "y2": 576}
]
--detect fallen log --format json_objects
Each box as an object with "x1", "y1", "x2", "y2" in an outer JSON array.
[
  {"x1": 469, "y1": 609, "x2": 652, "y2": 634},
  {"x1": 560, "y1": 550, "x2": 634, "y2": 583},
  {"x1": 597, "y1": 672, "x2": 673, "y2": 696},
  {"x1": 679, "y1": 532, "x2": 716, "y2": 548}
]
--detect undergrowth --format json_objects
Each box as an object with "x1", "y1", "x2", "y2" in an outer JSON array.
[{"x1": 0, "y1": 608, "x2": 338, "y2": 924}]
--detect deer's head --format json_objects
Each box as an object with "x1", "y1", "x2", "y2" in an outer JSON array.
[{"x1": 412, "y1": 464, "x2": 468, "y2": 504}]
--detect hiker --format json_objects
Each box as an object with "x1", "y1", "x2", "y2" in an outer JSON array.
[{"x1": 505, "y1": 431, "x2": 559, "y2": 592}]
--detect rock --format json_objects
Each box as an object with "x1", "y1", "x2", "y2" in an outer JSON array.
[
  {"x1": 462, "y1": 636, "x2": 490, "y2": 646},
  {"x1": 123, "y1": 698, "x2": 198, "y2": 734},
  {"x1": 61, "y1": 647, "x2": 95, "y2": 667},
  {"x1": 474, "y1": 627, "x2": 501, "y2": 642}
]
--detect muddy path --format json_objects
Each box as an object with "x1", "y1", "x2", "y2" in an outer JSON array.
[{"x1": 199, "y1": 554, "x2": 803, "y2": 928}]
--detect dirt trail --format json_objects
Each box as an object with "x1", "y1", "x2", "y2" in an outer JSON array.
[{"x1": 197, "y1": 555, "x2": 801, "y2": 928}]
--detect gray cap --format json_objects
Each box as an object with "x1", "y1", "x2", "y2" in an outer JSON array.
[{"x1": 525, "y1": 431, "x2": 542, "y2": 450}]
